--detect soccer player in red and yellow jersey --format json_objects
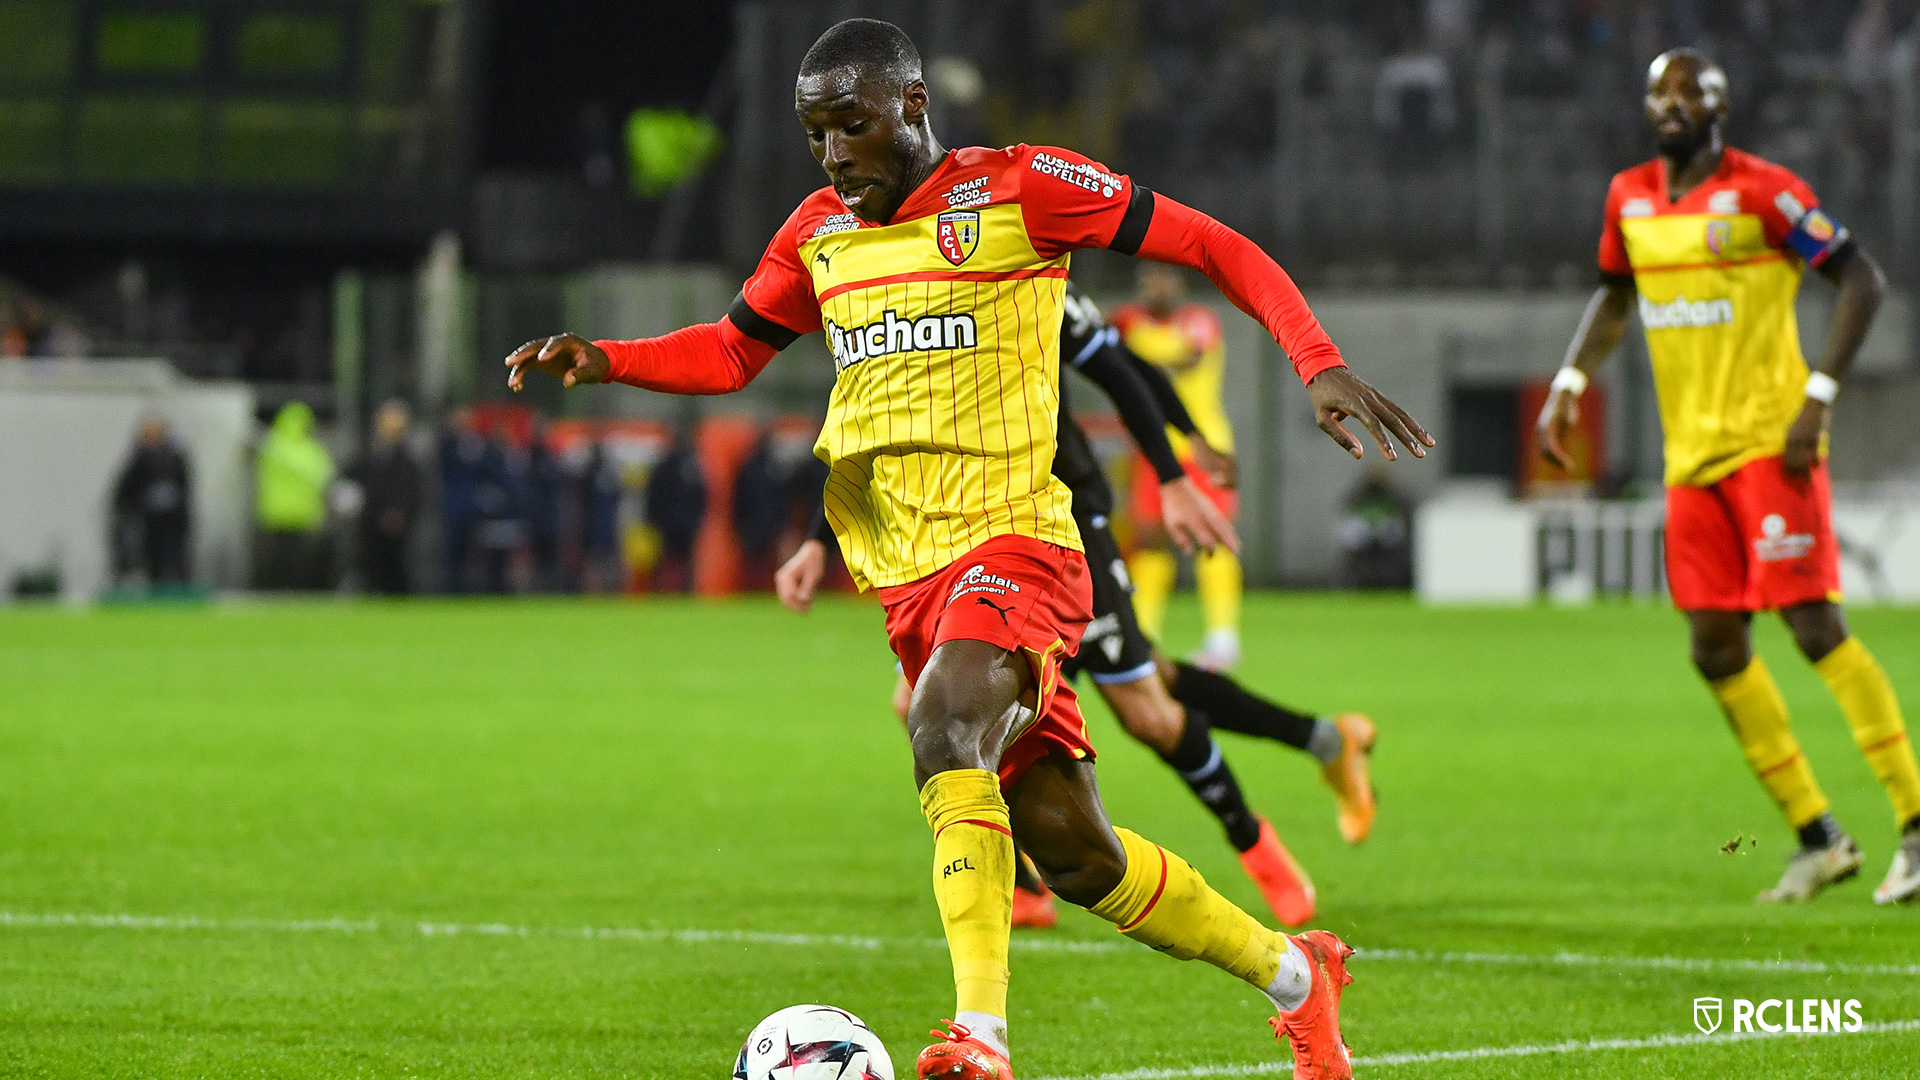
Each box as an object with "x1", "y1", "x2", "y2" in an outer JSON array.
[
  {"x1": 507, "y1": 20, "x2": 1430, "y2": 1080},
  {"x1": 1111, "y1": 265, "x2": 1246, "y2": 669},
  {"x1": 1542, "y1": 49, "x2": 1920, "y2": 907}
]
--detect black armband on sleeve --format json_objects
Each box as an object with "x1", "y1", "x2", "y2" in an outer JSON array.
[
  {"x1": 1122, "y1": 346, "x2": 1198, "y2": 436},
  {"x1": 1108, "y1": 185, "x2": 1156, "y2": 256},
  {"x1": 727, "y1": 292, "x2": 801, "y2": 350},
  {"x1": 1599, "y1": 270, "x2": 1636, "y2": 290},
  {"x1": 808, "y1": 501, "x2": 833, "y2": 545},
  {"x1": 1079, "y1": 341, "x2": 1186, "y2": 483}
]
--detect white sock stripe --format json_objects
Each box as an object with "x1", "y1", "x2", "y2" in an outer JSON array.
[
  {"x1": 7, "y1": 911, "x2": 1920, "y2": 979},
  {"x1": 1027, "y1": 1019, "x2": 1920, "y2": 1080}
]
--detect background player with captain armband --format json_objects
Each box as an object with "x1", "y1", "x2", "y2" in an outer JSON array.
[{"x1": 1540, "y1": 48, "x2": 1920, "y2": 907}]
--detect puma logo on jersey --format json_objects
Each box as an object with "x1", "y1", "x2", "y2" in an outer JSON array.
[
  {"x1": 826, "y1": 310, "x2": 978, "y2": 373},
  {"x1": 975, "y1": 597, "x2": 1015, "y2": 625},
  {"x1": 1640, "y1": 294, "x2": 1734, "y2": 330},
  {"x1": 814, "y1": 248, "x2": 837, "y2": 271}
]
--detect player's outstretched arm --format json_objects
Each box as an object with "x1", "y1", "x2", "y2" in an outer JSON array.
[
  {"x1": 1783, "y1": 245, "x2": 1886, "y2": 476},
  {"x1": 505, "y1": 311, "x2": 785, "y2": 397},
  {"x1": 1538, "y1": 278, "x2": 1635, "y2": 471},
  {"x1": 1127, "y1": 192, "x2": 1433, "y2": 461}
]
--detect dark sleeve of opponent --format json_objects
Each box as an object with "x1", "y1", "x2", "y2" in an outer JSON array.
[
  {"x1": 1119, "y1": 346, "x2": 1197, "y2": 437},
  {"x1": 1076, "y1": 341, "x2": 1186, "y2": 484}
]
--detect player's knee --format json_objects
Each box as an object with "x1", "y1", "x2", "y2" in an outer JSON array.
[
  {"x1": 908, "y1": 716, "x2": 988, "y2": 777},
  {"x1": 1030, "y1": 836, "x2": 1127, "y2": 908},
  {"x1": 1784, "y1": 604, "x2": 1848, "y2": 663},
  {"x1": 1690, "y1": 636, "x2": 1751, "y2": 680}
]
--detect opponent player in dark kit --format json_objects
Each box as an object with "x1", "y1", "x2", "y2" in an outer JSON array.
[
  {"x1": 507, "y1": 20, "x2": 1429, "y2": 1079},
  {"x1": 778, "y1": 283, "x2": 1380, "y2": 931}
]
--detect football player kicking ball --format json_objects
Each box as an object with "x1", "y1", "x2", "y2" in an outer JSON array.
[
  {"x1": 1542, "y1": 48, "x2": 1920, "y2": 905},
  {"x1": 777, "y1": 283, "x2": 1378, "y2": 931},
  {"x1": 507, "y1": 20, "x2": 1430, "y2": 1079}
]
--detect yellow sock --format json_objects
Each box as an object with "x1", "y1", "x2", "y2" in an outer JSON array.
[
  {"x1": 1196, "y1": 547, "x2": 1242, "y2": 639},
  {"x1": 1711, "y1": 657, "x2": 1830, "y2": 828},
  {"x1": 920, "y1": 769, "x2": 1015, "y2": 1022},
  {"x1": 1815, "y1": 637, "x2": 1920, "y2": 828},
  {"x1": 1088, "y1": 827, "x2": 1285, "y2": 991},
  {"x1": 1128, "y1": 548, "x2": 1177, "y2": 641}
]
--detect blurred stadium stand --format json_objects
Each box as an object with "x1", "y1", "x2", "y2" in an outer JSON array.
[{"x1": 7, "y1": 0, "x2": 1920, "y2": 599}]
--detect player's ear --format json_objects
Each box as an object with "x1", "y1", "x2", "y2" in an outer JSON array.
[{"x1": 902, "y1": 79, "x2": 929, "y2": 125}]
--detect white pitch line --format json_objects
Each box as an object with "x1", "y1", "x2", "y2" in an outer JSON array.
[
  {"x1": 5, "y1": 911, "x2": 1920, "y2": 980},
  {"x1": 1362, "y1": 946, "x2": 1920, "y2": 980},
  {"x1": 1028, "y1": 1019, "x2": 1920, "y2": 1080}
]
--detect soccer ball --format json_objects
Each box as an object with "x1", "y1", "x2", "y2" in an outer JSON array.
[{"x1": 733, "y1": 1004, "x2": 894, "y2": 1080}]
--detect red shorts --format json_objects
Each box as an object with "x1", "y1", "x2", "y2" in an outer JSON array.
[
  {"x1": 1665, "y1": 455, "x2": 1842, "y2": 612},
  {"x1": 1129, "y1": 454, "x2": 1239, "y2": 529},
  {"x1": 878, "y1": 534, "x2": 1095, "y2": 788}
]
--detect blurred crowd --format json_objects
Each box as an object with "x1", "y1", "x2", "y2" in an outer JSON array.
[
  {"x1": 964, "y1": 0, "x2": 1915, "y2": 201},
  {"x1": 0, "y1": 294, "x2": 88, "y2": 360},
  {"x1": 110, "y1": 400, "x2": 834, "y2": 598}
]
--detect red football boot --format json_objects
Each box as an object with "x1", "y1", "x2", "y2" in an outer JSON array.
[
  {"x1": 1270, "y1": 930, "x2": 1356, "y2": 1080},
  {"x1": 1011, "y1": 883, "x2": 1058, "y2": 929},
  {"x1": 916, "y1": 1020, "x2": 1013, "y2": 1079},
  {"x1": 1238, "y1": 818, "x2": 1317, "y2": 927}
]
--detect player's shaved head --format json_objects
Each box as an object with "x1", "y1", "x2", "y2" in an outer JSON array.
[
  {"x1": 1644, "y1": 48, "x2": 1728, "y2": 164},
  {"x1": 799, "y1": 19, "x2": 922, "y2": 93},
  {"x1": 1647, "y1": 49, "x2": 1728, "y2": 107},
  {"x1": 794, "y1": 19, "x2": 942, "y2": 224}
]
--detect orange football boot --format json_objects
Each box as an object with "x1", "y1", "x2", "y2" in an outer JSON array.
[
  {"x1": 917, "y1": 1019, "x2": 1013, "y2": 1079},
  {"x1": 1321, "y1": 713, "x2": 1377, "y2": 845},
  {"x1": 1238, "y1": 817, "x2": 1316, "y2": 927},
  {"x1": 1011, "y1": 883, "x2": 1058, "y2": 929},
  {"x1": 1270, "y1": 930, "x2": 1356, "y2": 1080}
]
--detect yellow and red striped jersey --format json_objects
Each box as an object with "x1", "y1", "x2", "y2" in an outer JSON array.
[
  {"x1": 1599, "y1": 148, "x2": 1851, "y2": 487},
  {"x1": 735, "y1": 145, "x2": 1143, "y2": 590},
  {"x1": 1109, "y1": 302, "x2": 1232, "y2": 456}
]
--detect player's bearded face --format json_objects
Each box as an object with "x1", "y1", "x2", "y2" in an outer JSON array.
[
  {"x1": 796, "y1": 70, "x2": 926, "y2": 223},
  {"x1": 1644, "y1": 60, "x2": 1724, "y2": 160}
]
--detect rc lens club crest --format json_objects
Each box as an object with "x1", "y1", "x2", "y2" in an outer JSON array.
[
  {"x1": 1694, "y1": 997, "x2": 1722, "y2": 1035},
  {"x1": 937, "y1": 210, "x2": 979, "y2": 266}
]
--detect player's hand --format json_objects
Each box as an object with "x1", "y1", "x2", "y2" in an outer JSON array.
[
  {"x1": 774, "y1": 539, "x2": 828, "y2": 613},
  {"x1": 1537, "y1": 387, "x2": 1580, "y2": 472},
  {"x1": 1190, "y1": 437, "x2": 1238, "y2": 490},
  {"x1": 504, "y1": 333, "x2": 612, "y2": 393},
  {"x1": 1159, "y1": 476, "x2": 1240, "y2": 556},
  {"x1": 1306, "y1": 367, "x2": 1433, "y2": 461},
  {"x1": 1783, "y1": 399, "x2": 1828, "y2": 478}
]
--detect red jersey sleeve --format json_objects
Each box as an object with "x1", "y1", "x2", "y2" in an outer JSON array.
[
  {"x1": 1134, "y1": 193, "x2": 1345, "y2": 383},
  {"x1": 737, "y1": 204, "x2": 824, "y2": 339},
  {"x1": 1016, "y1": 145, "x2": 1137, "y2": 259},
  {"x1": 595, "y1": 205, "x2": 820, "y2": 394},
  {"x1": 1597, "y1": 174, "x2": 1632, "y2": 277}
]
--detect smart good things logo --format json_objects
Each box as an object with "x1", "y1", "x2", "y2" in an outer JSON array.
[{"x1": 1692, "y1": 996, "x2": 1864, "y2": 1035}]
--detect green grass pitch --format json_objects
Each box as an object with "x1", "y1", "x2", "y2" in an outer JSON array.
[{"x1": 4, "y1": 594, "x2": 1920, "y2": 1078}]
